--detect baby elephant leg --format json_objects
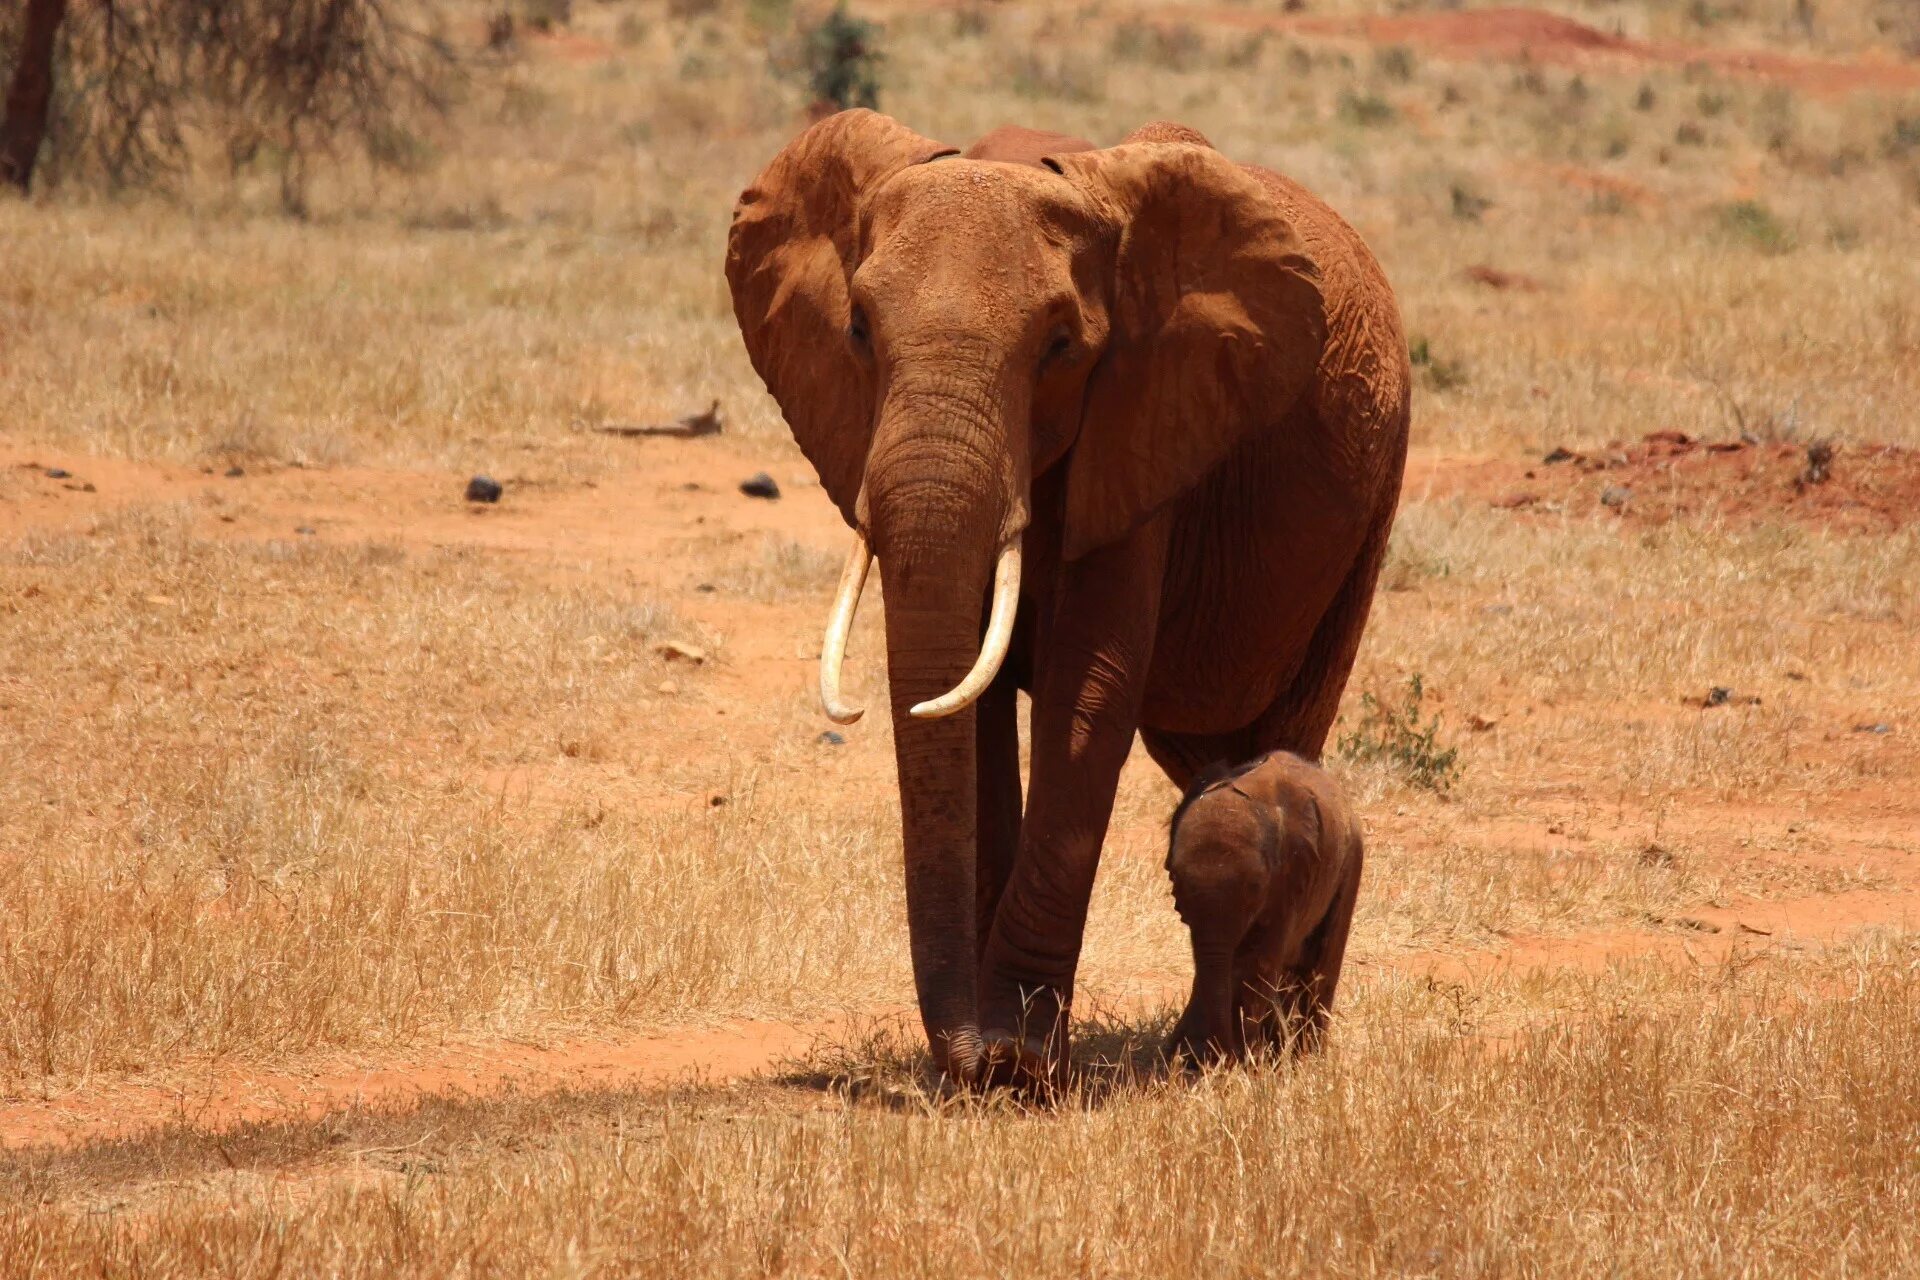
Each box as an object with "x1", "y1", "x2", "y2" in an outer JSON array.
[
  {"x1": 1255, "y1": 847, "x2": 1362, "y2": 1055},
  {"x1": 1166, "y1": 841, "x2": 1266, "y2": 1064}
]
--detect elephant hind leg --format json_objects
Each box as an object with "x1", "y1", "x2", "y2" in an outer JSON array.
[
  {"x1": 1138, "y1": 500, "x2": 1397, "y2": 788},
  {"x1": 1140, "y1": 726, "x2": 1258, "y2": 794},
  {"x1": 1247, "y1": 501, "x2": 1399, "y2": 762},
  {"x1": 1165, "y1": 835, "x2": 1266, "y2": 1065},
  {"x1": 1250, "y1": 845, "x2": 1362, "y2": 1055}
]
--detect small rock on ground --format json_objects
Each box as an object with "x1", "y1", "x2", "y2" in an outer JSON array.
[
  {"x1": 656, "y1": 641, "x2": 707, "y2": 665},
  {"x1": 466, "y1": 474, "x2": 504, "y2": 503},
  {"x1": 818, "y1": 730, "x2": 847, "y2": 746},
  {"x1": 739, "y1": 472, "x2": 781, "y2": 500}
]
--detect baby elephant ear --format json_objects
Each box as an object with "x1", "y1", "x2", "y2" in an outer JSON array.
[
  {"x1": 726, "y1": 111, "x2": 957, "y2": 526},
  {"x1": 1050, "y1": 142, "x2": 1326, "y2": 560}
]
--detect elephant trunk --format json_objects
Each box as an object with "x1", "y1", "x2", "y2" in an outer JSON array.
[{"x1": 859, "y1": 369, "x2": 1027, "y2": 1081}]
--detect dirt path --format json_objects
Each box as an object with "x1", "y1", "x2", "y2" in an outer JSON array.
[{"x1": 4, "y1": 878, "x2": 1911, "y2": 1151}]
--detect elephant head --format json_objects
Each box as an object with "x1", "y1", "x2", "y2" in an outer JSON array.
[{"x1": 726, "y1": 110, "x2": 1326, "y2": 1078}]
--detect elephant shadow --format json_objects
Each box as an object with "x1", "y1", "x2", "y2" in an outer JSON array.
[{"x1": 775, "y1": 1002, "x2": 1242, "y2": 1112}]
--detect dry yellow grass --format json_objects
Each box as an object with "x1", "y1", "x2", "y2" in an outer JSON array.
[
  {"x1": 3, "y1": 0, "x2": 1919, "y2": 1270},
  {"x1": 3, "y1": 941, "x2": 1916, "y2": 1276}
]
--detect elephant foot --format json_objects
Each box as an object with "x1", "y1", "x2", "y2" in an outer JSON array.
[
  {"x1": 928, "y1": 1025, "x2": 987, "y2": 1088},
  {"x1": 1164, "y1": 1005, "x2": 1240, "y2": 1070},
  {"x1": 978, "y1": 1027, "x2": 1067, "y2": 1095},
  {"x1": 976, "y1": 977, "x2": 1071, "y2": 1094}
]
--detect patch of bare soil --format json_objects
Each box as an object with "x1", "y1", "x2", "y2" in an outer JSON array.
[
  {"x1": 5, "y1": 871, "x2": 1914, "y2": 1150},
  {"x1": 1414, "y1": 433, "x2": 1920, "y2": 533}
]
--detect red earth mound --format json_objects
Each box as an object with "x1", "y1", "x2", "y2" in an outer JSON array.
[{"x1": 1455, "y1": 433, "x2": 1920, "y2": 533}]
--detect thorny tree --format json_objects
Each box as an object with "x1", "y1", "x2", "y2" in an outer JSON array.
[{"x1": 0, "y1": 0, "x2": 460, "y2": 210}]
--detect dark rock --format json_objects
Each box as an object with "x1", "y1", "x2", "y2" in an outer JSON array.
[
  {"x1": 44, "y1": 467, "x2": 70, "y2": 479},
  {"x1": 295, "y1": 525, "x2": 317, "y2": 536},
  {"x1": 1798, "y1": 440, "x2": 1835, "y2": 488},
  {"x1": 1704, "y1": 686, "x2": 1731, "y2": 707},
  {"x1": 1600, "y1": 485, "x2": 1632, "y2": 508},
  {"x1": 818, "y1": 730, "x2": 847, "y2": 746},
  {"x1": 739, "y1": 472, "x2": 781, "y2": 500},
  {"x1": 1542, "y1": 446, "x2": 1578, "y2": 465},
  {"x1": 1854, "y1": 722, "x2": 1892, "y2": 735},
  {"x1": 225, "y1": 466, "x2": 245, "y2": 478},
  {"x1": 465, "y1": 474, "x2": 503, "y2": 504},
  {"x1": 695, "y1": 583, "x2": 715, "y2": 593}
]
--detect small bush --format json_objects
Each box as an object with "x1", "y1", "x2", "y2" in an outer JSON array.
[
  {"x1": 1714, "y1": 199, "x2": 1795, "y2": 254},
  {"x1": 1449, "y1": 182, "x2": 1492, "y2": 221},
  {"x1": 1111, "y1": 20, "x2": 1206, "y2": 71},
  {"x1": 1410, "y1": 337, "x2": 1470, "y2": 391},
  {"x1": 802, "y1": 6, "x2": 882, "y2": 112},
  {"x1": 1338, "y1": 90, "x2": 1396, "y2": 127},
  {"x1": 1589, "y1": 190, "x2": 1631, "y2": 216},
  {"x1": 1006, "y1": 50, "x2": 1105, "y2": 104},
  {"x1": 1375, "y1": 46, "x2": 1416, "y2": 82},
  {"x1": 1884, "y1": 115, "x2": 1920, "y2": 157},
  {"x1": 1338, "y1": 674, "x2": 1462, "y2": 795},
  {"x1": 522, "y1": 0, "x2": 572, "y2": 31}
]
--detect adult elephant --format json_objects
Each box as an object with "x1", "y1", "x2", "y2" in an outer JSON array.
[{"x1": 726, "y1": 111, "x2": 1409, "y2": 1087}]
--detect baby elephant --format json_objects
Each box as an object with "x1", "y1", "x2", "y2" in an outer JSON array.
[{"x1": 1164, "y1": 751, "x2": 1363, "y2": 1063}]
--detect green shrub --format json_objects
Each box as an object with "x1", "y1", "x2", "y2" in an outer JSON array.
[
  {"x1": 1409, "y1": 337, "x2": 1470, "y2": 390},
  {"x1": 1338, "y1": 90, "x2": 1396, "y2": 127},
  {"x1": 1375, "y1": 46, "x2": 1416, "y2": 82},
  {"x1": 1714, "y1": 199, "x2": 1795, "y2": 254},
  {"x1": 1885, "y1": 115, "x2": 1920, "y2": 157},
  {"x1": 1449, "y1": 182, "x2": 1492, "y2": 221},
  {"x1": 1338, "y1": 674, "x2": 1462, "y2": 795},
  {"x1": 803, "y1": 6, "x2": 882, "y2": 111}
]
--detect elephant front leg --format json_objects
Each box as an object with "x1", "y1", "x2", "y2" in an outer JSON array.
[{"x1": 977, "y1": 519, "x2": 1167, "y2": 1088}]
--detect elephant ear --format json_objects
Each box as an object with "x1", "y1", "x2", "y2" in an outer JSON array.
[
  {"x1": 726, "y1": 110, "x2": 958, "y2": 526},
  {"x1": 1050, "y1": 140, "x2": 1326, "y2": 560}
]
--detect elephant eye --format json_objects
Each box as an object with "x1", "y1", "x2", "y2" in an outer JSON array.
[
  {"x1": 847, "y1": 306, "x2": 871, "y2": 350},
  {"x1": 1041, "y1": 329, "x2": 1074, "y2": 367}
]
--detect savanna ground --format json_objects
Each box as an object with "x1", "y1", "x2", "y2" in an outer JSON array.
[{"x1": 3, "y1": 0, "x2": 1919, "y2": 1273}]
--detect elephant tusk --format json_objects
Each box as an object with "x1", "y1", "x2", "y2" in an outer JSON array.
[
  {"x1": 819, "y1": 535, "x2": 872, "y2": 724},
  {"x1": 910, "y1": 541, "x2": 1022, "y2": 720}
]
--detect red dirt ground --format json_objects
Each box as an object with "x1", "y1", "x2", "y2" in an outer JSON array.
[
  {"x1": 4, "y1": 434, "x2": 1917, "y2": 1151},
  {"x1": 1411, "y1": 432, "x2": 1920, "y2": 533}
]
